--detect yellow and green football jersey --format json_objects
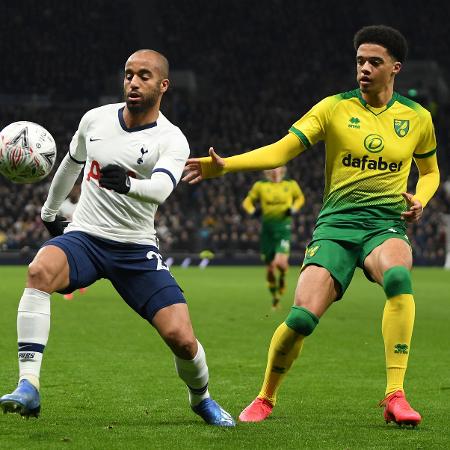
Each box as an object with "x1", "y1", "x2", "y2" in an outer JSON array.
[
  {"x1": 289, "y1": 89, "x2": 437, "y2": 224},
  {"x1": 244, "y1": 179, "x2": 304, "y2": 222}
]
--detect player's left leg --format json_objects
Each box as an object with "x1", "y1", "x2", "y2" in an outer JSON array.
[
  {"x1": 152, "y1": 304, "x2": 235, "y2": 427},
  {"x1": 364, "y1": 238, "x2": 421, "y2": 426},
  {"x1": 111, "y1": 245, "x2": 234, "y2": 426},
  {"x1": 273, "y1": 252, "x2": 289, "y2": 297},
  {"x1": 240, "y1": 237, "x2": 358, "y2": 423},
  {"x1": 266, "y1": 261, "x2": 279, "y2": 308},
  {"x1": 261, "y1": 226, "x2": 279, "y2": 306}
]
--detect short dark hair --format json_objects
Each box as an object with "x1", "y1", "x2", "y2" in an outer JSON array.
[{"x1": 353, "y1": 25, "x2": 408, "y2": 62}]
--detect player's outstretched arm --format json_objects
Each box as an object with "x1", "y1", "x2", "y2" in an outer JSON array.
[{"x1": 183, "y1": 134, "x2": 304, "y2": 184}]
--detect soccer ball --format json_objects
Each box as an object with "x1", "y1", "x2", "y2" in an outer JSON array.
[{"x1": 0, "y1": 121, "x2": 57, "y2": 184}]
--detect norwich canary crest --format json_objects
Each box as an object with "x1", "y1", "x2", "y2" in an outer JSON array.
[{"x1": 394, "y1": 119, "x2": 409, "y2": 137}]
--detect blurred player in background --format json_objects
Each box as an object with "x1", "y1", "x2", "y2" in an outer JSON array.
[
  {"x1": 184, "y1": 25, "x2": 440, "y2": 427},
  {"x1": 242, "y1": 167, "x2": 304, "y2": 308},
  {"x1": 0, "y1": 50, "x2": 234, "y2": 427},
  {"x1": 57, "y1": 185, "x2": 87, "y2": 300}
]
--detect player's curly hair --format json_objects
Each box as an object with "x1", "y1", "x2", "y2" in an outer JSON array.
[{"x1": 353, "y1": 25, "x2": 408, "y2": 63}]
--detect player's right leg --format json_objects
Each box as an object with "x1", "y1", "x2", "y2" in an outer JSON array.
[
  {"x1": 240, "y1": 237, "x2": 358, "y2": 422},
  {"x1": 0, "y1": 245, "x2": 70, "y2": 418},
  {"x1": 239, "y1": 265, "x2": 339, "y2": 422}
]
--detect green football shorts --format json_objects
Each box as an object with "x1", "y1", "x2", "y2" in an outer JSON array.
[
  {"x1": 301, "y1": 221, "x2": 410, "y2": 299},
  {"x1": 260, "y1": 220, "x2": 292, "y2": 264}
]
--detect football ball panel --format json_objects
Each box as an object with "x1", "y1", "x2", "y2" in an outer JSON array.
[{"x1": 0, "y1": 121, "x2": 57, "y2": 184}]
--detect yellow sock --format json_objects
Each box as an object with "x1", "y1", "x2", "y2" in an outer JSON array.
[
  {"x1": 382, "y1": 294, "x2": 415, "y2": 396},
  {"x1": 258, "y1": 322, "x2": 304, "y2": 405}
]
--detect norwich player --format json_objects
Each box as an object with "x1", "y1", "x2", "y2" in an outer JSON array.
[
  {"x1": 242, "y1": 167, "x2": 304, "y2": 308},
  {"x1": 184, "y1": 25, "x2": 440, "y2": 426}
]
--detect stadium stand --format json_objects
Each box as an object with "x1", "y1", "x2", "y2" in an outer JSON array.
[{"x1": 1, "y1": 1, "x2": 449, "y2": 265}]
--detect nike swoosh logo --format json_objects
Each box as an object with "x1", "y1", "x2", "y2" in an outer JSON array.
[
  {"x1": 18, "y1": 344, "x2": 33, "y2": 350},
  {"x1": 90, "y1": 137, "x2": 102, "y2": 142}
]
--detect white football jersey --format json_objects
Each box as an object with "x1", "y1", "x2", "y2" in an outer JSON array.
[
  {"x1": 65, "y1": 103, "x2": 190, "y2": 245},
  {"x1": 58, "y1": 198, "x2": 78, "y2": 221}
]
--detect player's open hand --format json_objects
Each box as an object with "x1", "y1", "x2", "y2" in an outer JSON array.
[
  {"x1": 401, "y1": 192, "x2": 423, "y2": 223},
  {"x1": 183, "y1": 147, "x2": 225, "y2": 184}
]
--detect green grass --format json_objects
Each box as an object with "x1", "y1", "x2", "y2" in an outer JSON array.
[{"x1": 0, "y1": 266, "x2": 449, "y2": 449}]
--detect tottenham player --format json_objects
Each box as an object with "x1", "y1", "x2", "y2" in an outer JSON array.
[{"x1": 0, "y1": 50, "x2": 235, "y2": 427}]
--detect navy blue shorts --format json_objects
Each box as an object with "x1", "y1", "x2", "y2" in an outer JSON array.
[{"x1": 43, "y1": 231, "x2": 186, "y2": 322}]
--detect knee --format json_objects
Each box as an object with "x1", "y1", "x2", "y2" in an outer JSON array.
[
  {"x1": 163, "y1": 327, "x2": 197, "y2": 359},
  {"x1": 273, "y1": 256, "x2": 287, "y2": 271},
  {"x1": 383, "y1": 266, "x2": 412, "y2": 298},
  {"x1": 27, "y1": 260, "x2": 53, "y2": 292},
  {"x1": 285, "y1": 306, "x2": 319, "y2": 336}
]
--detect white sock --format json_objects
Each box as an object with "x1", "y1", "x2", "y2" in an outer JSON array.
[
  {"x1": 17, "y1": 288, "x2": 51, "y2": 390},
  {"x1": 174, "y1": 340, "x2": 210, "y2": 406}
]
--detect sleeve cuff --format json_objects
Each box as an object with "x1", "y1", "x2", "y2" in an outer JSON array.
[
  {"x1": 41, "y1": 204, "x2": 59, "y2": 222},
  {"x1": 413, "y1": 148, "x2": 436, "y2": 159},
  {"x1": 289, "y1": 127, "x2": 311, "y2": 148}
]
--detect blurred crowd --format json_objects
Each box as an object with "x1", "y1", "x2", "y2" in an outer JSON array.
[{"x1": 1, "y1": 1, "x2": 449, "y2": 265}]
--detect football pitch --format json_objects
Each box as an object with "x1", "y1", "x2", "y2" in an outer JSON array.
[{"x1": 0, "y1": 266, "x2": 449, "y2": 449}]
